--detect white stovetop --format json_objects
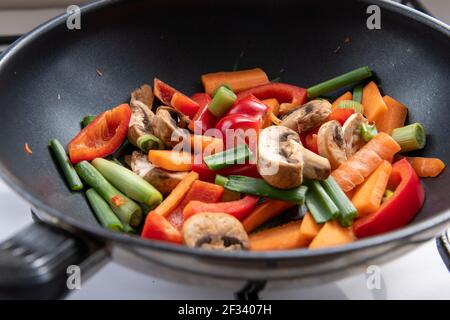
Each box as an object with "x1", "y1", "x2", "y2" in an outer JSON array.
[{"x1": 0, "y1": 1, "x2": 449, "y2": 299}]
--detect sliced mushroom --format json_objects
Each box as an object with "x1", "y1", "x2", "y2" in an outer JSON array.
[
  {"x1": 128, "y1": 84, "x2": 155, "y2": 146},
  {"x1": 151, "y1": 107, "x2": 189, "y2": 147},
  {"x1": 281, "y1": 100, "x2": 332, "y2": 134},
  {"x1": 258, "y1": 126, "x2": 304, "y2": 189},
  {"x1": 302, "y1": 147, "x2": 331, "y2": 180},
  {"x1": 130, "y1": 151, "x2": 188, "y2": 196},
  {"x1": 317, "y1": 120, "x2": 347, "y2": 169},
  {"x1": 342, "y1": 113, "x2": 367, "y2": 157},
  {"x1": 182, "y1": 212, "x2": 249, "y2": 251}
]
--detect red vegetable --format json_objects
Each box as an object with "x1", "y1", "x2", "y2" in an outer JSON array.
[
  {"x1": 68, "y1": 104, "x2": 131, "y2": 163},
  {"x1": 188, "y1": 93, "x2": 218, "y2": 134},
  {"x1": 170, "y1": 92, "x2": 200, "y2": 119},
  {"x1": 215, "y1": 114, "x2": 260, "y2": 152},
  {"x1": 353, "y1": 159, "x2": 425, "y2": 238},
  {"x1": 236, "y1": 82, "x2": 307, "y2": 107},
  {"x1": 141, "y1": 212, "x2": 182, "y2": 244},
  {"x1": 226, "y1": 95, "x2": 268, "y2": 121},
  {"x1": 153, "y1": 78, "x2": 177, "y2": 105},
  {"x1": 327, "y1": 108, "x2": 355, "y2": 126},
  {"x1": 305, "y1": 133, "x2": 319, "y2": 154},
  {"x1": 183, "y1": 196, "x2": 259, "y2": 221}
]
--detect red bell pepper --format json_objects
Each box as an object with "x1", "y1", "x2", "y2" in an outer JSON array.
[
  {"x1": 153, "y1": 78, "x2": 199, "y2": 118},
  {"x1": 183, "y1": 195, "x2": 259, "y2": 221},
  {"x1": 327, "y1": 108, "x2": 354, "y2": 126},
  {"x1": 141, "y1": 212, "x2": 182, "y2": 244},
  {"x1": 166, "y1": 180, "x2": 224, "y2": 229},
  {"x1": 215, "y1": 114, "x2": 260, "y2": 151},
  {"x1": 305, "y1": 133, "x2": 319, "y2": 154},
  {"x1": 353, "y1": 159, "x2": 425, "y2": 238},
  {"x1": 236, "y1": 82, "x2": 307, "y2": 107},
  {"x1": 68, "y1": 104, "x2": 131, "y2": 163},
  {"x1": 188, "y1": 93, "x2": 218, "y2": 134},
  {"x1": 225, "y1": 95, "x2": 268, "y2": 120}
]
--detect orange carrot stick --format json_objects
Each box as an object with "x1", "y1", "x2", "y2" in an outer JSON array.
[
  {"x1": 309, "y1": 220, "x2": 354, "y2": 249},
  {"x1": 299, "y1": 212, "x2": 323, "y2": 241},
  {"x1": 404, "y1": 156, "x2": 446, "y2": 178},
  {"x1": 242, "y1": 200, "x2": 294, "y2": 233},
  {"x1": 261, "y1": 98, "x2": 280, "y2": 128},
  {"x1": 148, "y1": 150, "x2": 193, "y2": 172},
  {"x1": 189, "y1": 134, "x2": 223, "y2": 155},
  {"x1": 376, "y1": 96, "x2": 408, "y2": 134},
  {"x1": 249, "y1": 221, "x2": 309, "y2": 251},
  {"x1": 362, "y1": 81, "x2": 388, "y2": 122},
  {"x1": 331, "y1": 91, "x2": 353, "y2": 110}
]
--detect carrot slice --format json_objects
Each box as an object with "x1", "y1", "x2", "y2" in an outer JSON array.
[
  {"x1": 242, "y1": 200, "x2": 294, "y2": 233},
  {"x1": 404, "y1": 156, "x2": 446, "y2": 178},
  {"x1": 201, "y1": 68, "x2": 269, "y2": 96},
  {"x1": 148, "y1": 150, "x2": 193, "y2": 171},
  {"x1": 362, "y1": 81, "x2": 388, "y2": 122},
  {"x1": 331, "y1": 91, "x2": 353, "y2": 110},
  {"x1": 309, "y1": 221, "x2": 354, "y2": 249},
  {"x1": 249, "y1": 221, "x2": 309, "y2": 251},
  {"x1": 352, "y1": 160, "x2": 392, "y2": 216},
  {"x1": 299, "y1": 212, "x2": 323, "y2": 241},
  {"x1": 261, "y1": 98, "x2": 280, "y2": 128},
  {"x1": 189, "y1": 134, "x2": 223, "y2": 155},
  {"x1": 377, "y1": 96, "x2": 408, "y2": 134}
]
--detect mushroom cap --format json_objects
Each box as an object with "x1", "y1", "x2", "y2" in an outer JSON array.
[
  {"x1": 281, "y1": 100, "x2": 332, "y2": 134},
  {"x1": 128, "y1": 84, "x2": 155, "y2": 146},
  {"x1": 302, "y1": 146, "x2": 331, "y2": 180},
  {"x1": 317, "y1": 120, "x2": 347, "y2": 169},
  {"x1": 151, "y1": 107, "x2": 189, "y2": 147}
]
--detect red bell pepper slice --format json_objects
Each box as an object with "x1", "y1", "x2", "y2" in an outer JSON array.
[
  {"x1": 188, "y1": 93, "x2": 218, "y2": 134},
  {"x1": 225, "y1": 95, "x2": 268, "y2": 120},
  {"x1": 236, "y1": 82, "x2": 307, "y2": 107},
  {"x1": 153, "y1": 78, "x2": 199, "y2": 118},
  {"x1": 68, "y1": 104, "x2": 131, "y2": 163},
  {"x1": 327, "y1": 108, "x2": 354, "y2": 126},
  {"x1": 353, "y1": 158, "x2": 425, "y2": 238},
  {"x1": 183, "y1": 196, "x2": 259, "y2": 221},
  {"x1": 141, "y1": 212, "x2": 183, "y2": 244},
  {"x1": 215, "y1": 114, "x2": 260, "y2": 152},
  {"x1": 305, "y1": 133, "x2": 319, "y2": 154}
]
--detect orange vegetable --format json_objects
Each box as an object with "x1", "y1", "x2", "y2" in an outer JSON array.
[
  {"x1": 362, "y1": 81, "x2": 388, "y2": 122},
  {"x1": 261, "y1": 98, "x2": 280, "y2": 128},
  {"x1": 242, "y1": 200, "x2": 295, "y2": 233},
  {"x1": 309, "y1": 221, "x2": 354, "y2": 249},
  {"x1": 150, "y1": 171, "x2": 199, "y2": 217},
  {"x1": 331, "y1": 91, "x2": 353, "y2": 110},
  {"x1": 352, "y1": 160, "x2": 392, "y2": 216},
  {"x1": 201, "y1": 68, "x2": 269, "y2": 96},
  {"x1": 299, "y1": 212, "x2": 323, "y2": 241},
  {"x1": 249, "y1": 221, "x2": 309, "y2": 251},
  {"x1": 331, "y1": 132, "x2": 401, "y2": 192},
  {"x1": 189, "y1": 134, "x2": 223, "y2": 155},
  {"x1": 148, "y1": 150, "x2": 193, "y2": 171},
  {"x1": 404, "y1": 156, "x2": 446, "y2": 178},
  {"x1": 376, "y1": 96, "x2": 408, "y2": 134}
]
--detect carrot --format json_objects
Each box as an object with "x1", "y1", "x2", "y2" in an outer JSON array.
[
  {"x1": 375, "y1": 96, "x2": 408, "y2": 134},
  {"x1": 148, "y1": 150, "x2": 193, "y2": 171},
  {"x1": 404, "y1": 156, "x2": 446, "y2": 178},
  {"x1": 309, "y1": 220, "x2": 354, "y2": 249},
  {"x1": 352, "y1": 160, "x2": 392, "y2": 216},
  {"x1": 242, "y1": 200, "x2": 295, "y2": 233},
  {"x1": 151, "y1": 171, "x2": 199, "y2": 217},
  {"x1": 249, "y1": 221, "x2": 309, "y2": 251},
  {"x1": 299, "y1": 212, "x2": 323, "y2": 241},
  {"x1": 331, "y1": 91, "x2": 353, "y2": 110},
  {"x1": 362, "y1": 81, "x2": 388, "y2": 122},
  {"x1": 189, "y1": 134, "x2": 223, "y2": 155},
  {"x1": 331, "y1": 132, "x2": 401, "y2": 192},
  {"x1": 201, "y1": 68, "x2": 269, "y2": 96},
  {"x1": 261, "y1": 98, "x2": 280, "y2": 128}
]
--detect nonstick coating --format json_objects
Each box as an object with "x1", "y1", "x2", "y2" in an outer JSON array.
[{"x1": 0, "y1": 0, "x2": 449, "y2": 260}]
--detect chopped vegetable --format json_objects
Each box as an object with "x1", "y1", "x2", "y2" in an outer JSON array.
[
  {"x1": 136, "y1": 134, "x2": 165, "y2": 152},
  {"x1": 188, "y1": 93, "x2": 218, "y2": 134},
  {"x1": 81, "y1": 115, "x2": 96, "y2": 128},
  {"x1": 360, "y1": 122, "x2": 378, "y2": 142},
  {"x1": 204, "y1": 144, "x2": 252, "y2": 170},
  {"x1": 92, "y1": 158, "x2": 163, "y2": 208},
  {"x1": 331, "y1": 91, "x2": 353, "y2": 110},
  {"x1": 208, "y1": 85, "x2": 237, "y2": 117},
  {"x1": 391, "y1": 123, "x2": 426, "y2": 152},
  {"x1": 382, "y1": 189, "x2": 395, "y2": 203},
  {"x1": 336, "y1": 100, "x2": 364, "y2": 114},
  {"x1": 49, "y1": 139, "x2": 83, "y2": 191},
  {"x1": 141, "y1": 211, "x2": 183, "y2": 244},
  {"x1": 351, "y1": 160, "x2": 392, "y2": 216},
  {"x1": 242, "y1": 199, "x2": 295, "y2": 232},
  {"x1": 309, "y1": 221, "x2": 354, "y2": 249},
  {"x1": 214, "y1": 174, "x2": 229, "y2": 187},
  {"x1": 153, "y1": 78, "x2": 181, "y2": 106},
  {"x1": 377, "y1": 96, "x2": 408, "y2": 134},
  {"x1": 189, "y1": 134, "x2": 223, "y2": 155},
  {"x1": 75, "y1": 161, "x2": 142, "y2": 226},
  {"x1": 148, "y1": 150, "x2": 193, "y2": 171},
  {"x1": 327, "y1": 108, "x2": 354, "y2": 126},
  {"x1": 403, "y1": 156, "x2": 446, "y2": 178},
  {"x1": 362, "y1": 81, "x2": 388, "y2": 122},
  {"x1": 304, "y1": 180, "x2": 339, "y2": 224},
  {"x1": 170, "y1": 92, "x2": 200, "y2": 119},
  {"x1": 352, "y1": 84, "x2": 363, "y2": 103},
  {"x1": 299, "y1": 212, "x2": 323, "y2": 240},
  {"x1": 215, "y1": 114, "x2": 260, "y2": 150},
  {"x1": 225, "y1": 96, "x2": 268, "y2": 121},
  {"x1": 305, "y1": 133, "x2": 319, "y2": 154},
  {"x1": 201, "y1": 68, "x2": 269, "y2": 96},
  {"x1": 307, "y1": 66, "x2": 372, "y2": 99},
  {"x1": 86, "y1": 188, "x2": 123, "y2": 231},
  {"x1": 261, "y1": 98, "x2": 280, "y2": 127},
  {"x1": 249, "y1": 221, "x2": 309, "y2": 251}
]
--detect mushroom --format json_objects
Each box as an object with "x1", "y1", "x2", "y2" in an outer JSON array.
[
  {"x1": 151, "y1": 107, "x2": 190, "y2": 147},
  {"x1": 302, "y1": 147, "x2": 331, "y2": 180},
  {"x1": 182, "y1": 212, "x2": 249, "y2": 251},
  {"x1": 317, "y1": 120, "x2": 347, "y2": 169},
  {"x1": 128, "y1": 84, "x2": 155, "y2": 146},
  {"x1": 130, "y1": 151, "x2": 188, "y2": 196},
  {"x1": 342, "y1": 112, "x2": 367, "y2": 157},
  {"x1": 280, "y1": 100, "x2": 332, "y2": 134}
]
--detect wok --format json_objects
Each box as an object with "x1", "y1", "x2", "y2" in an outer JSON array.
[{"x1": 0, "y1": 0, "x2": 449, "y2": 299}]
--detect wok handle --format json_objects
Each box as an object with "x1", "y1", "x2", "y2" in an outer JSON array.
[
  {"x1": 0, "y1": 221, "x2": 108, "y2": 299},
  {"x1": 436, "y1": 229, "x2": 450, "y2": 272}
]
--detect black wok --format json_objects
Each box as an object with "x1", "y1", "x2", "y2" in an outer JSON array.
[{"x1": 0, "y1": 0, "x2": 449, "y2": 299}]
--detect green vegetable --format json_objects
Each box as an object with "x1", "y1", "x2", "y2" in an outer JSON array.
[
  {"x1": 307, "y1": 66, "x2": 372, "y2": 99},
  {"x1": 382, "y1": 189, "x2": 395, "y2": 204},
  {"x1": 86, "y1": 188, "x2": 123, "y2": 231},
  {"x1": 92, "y1": 158, "x2": 163, "y2": 208},
  {"x1": 110, "y1": 158, "x2": 123, "y2": 166},
  {"x1": 352, "y1": 84, "x2": 363, "y2": 103},
  {"x1": 320, "y1": 176, "x2": 357, "y2": 227},
  {"x1": 360, "y1": 123, "x2": 378, "y2": 142},
  {"x1": 75, "y1": 161, "x2": 142, "y2": 227},
  {"x1": 123, "y1": 225, "x2": 136, "y2": 234},
  {"x1": 204, "y1": 144, "x2": 252, "y2": 170},
  {"x1": 215, "y1": 175, "x2": 241, "y2": 201},
  {"x1": 336, "y1": 100, "x2": 364, "y2": 114},
  {"x1": 208, "y1": 85, "x2": 237, "y2": 117},
  {"x1": 224, "y1": 175, "x2": 307, "y2": 204},
  {"x1": 81, "y1": 115, "x2": 97, "y2": 128},
  {"x1": 304, "y1": 180, "x2": 339, "y2": 224},
  {"x1": 391, "y1": 123, "x2": 426, "y2": 152},
  {"x1": 136, "y1": 134, "x2": 165, "y2": 152},
  {"x1": 215, "y1": 174, "x2": 229, "y2": 186},
  {"x1": 49, "y1": 139, "x2": 83, "y2": 191},
  {"x1": 212, "y1": 84, "x2": 233, "y2": 96}
]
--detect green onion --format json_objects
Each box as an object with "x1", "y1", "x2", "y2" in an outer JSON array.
[
  {"x1": 204, "y1": 144, "x2": 252, "y2": 170},
  {"x1": 336, "y1": 100, "x2": 364, "y2": 114},
  {"x1": 92, "y1": 158, "x2": 163, "y2": 208},
  {"x1": 81, "y1": 115, "x2": 97, "y2": 128},
  {"x1": 123, "y1": 225, "x2": 136, "y2": 234},
  {"x1": 224, "y1": 175, "x2": 307, "y2": 204},
  {"x1": 307, "y1": 66, "x2": 372, "y2": 99},
  {"x1": 360, "y1": 123, "x2": 378, "y2": 142},
  {"x1": 86, "y1": 188, "x2": 123, "y2": 231},
  {"x1": 212, "y1": 84, "x2": 233, "y2": 96},
  {"x1": 391, "y1": 123, "x2": 426, "y2": 152},
  {"x1": 304, "y1": 180, "x2": 339, "y2": 224},
  {"x1": 49, "y1": 139, "x2": 83, "y2": 191},
  {"x1": 215, "y1": 175, "x2": 241, "y2": 201},
  {"x1": 353, "y1": 84, "x2": 363, "y2": 103},
  {"x1": 382, "y1": 189, "x2": 395, "y2": 204},
  {"x1": 320, "y1": 176, "x2": 357, "y2": 227},
  {"x1": 136, "y1": 134, "x2": 165, "y2": 152},
  {"x1": 215, "y1": 174, "x2": 229, "y2": 186},
  {"x1": 110, "y1": 158, "x2": 123, "y2": 166},
  {"x1": 208, "y1": 85, "x2": 237, "y2": 117},
  {"x1": 75, "y1": 161, "x2": 142, "y2": 226}
]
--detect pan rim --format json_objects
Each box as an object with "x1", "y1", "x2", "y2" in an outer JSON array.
[{"x1": 0, "y1": 0, "x2": 449, "y2": 262}]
